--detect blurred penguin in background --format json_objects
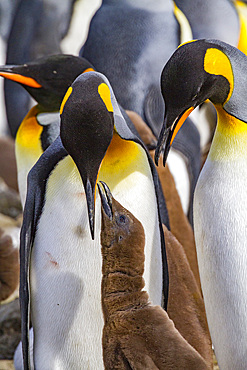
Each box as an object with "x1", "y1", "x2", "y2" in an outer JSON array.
[
  {"x1": 0, "y1": 0, "x2": 20, "y2": 135},
  {"x1": 175, "y1": 0, "x2": 239, "y2": 45},
  {"x1": 4, "y1": 0, "x2": 77, "y2": 138}
]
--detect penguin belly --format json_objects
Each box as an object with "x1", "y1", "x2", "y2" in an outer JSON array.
[
  {"x1": 30, "y1": 154, "x2": 163, "y2": 369},
  {"x1": 194, "y1": 158, "x2": 247, "y2": 370},
  {"x1": 30, "y1": 160, "x2": 104, "y2": 369}
]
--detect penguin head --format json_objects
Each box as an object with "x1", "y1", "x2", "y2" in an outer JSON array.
[
  {"x1": 0, "y1": 54, "x2": 94, "y2": 111},
  {"x1": 155, "y1": 39, "x2": 235, "y2": 166},
  {"x1": 98, "y1": 181, "x2": 145, "y2": 278},
  {"x1": 60, "y1": 71, "x2": 118, "y2": 239}
]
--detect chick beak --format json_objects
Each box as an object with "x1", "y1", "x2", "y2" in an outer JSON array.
[{"x1": 97, "y1": 181, "x2": 113, "y2": 220}]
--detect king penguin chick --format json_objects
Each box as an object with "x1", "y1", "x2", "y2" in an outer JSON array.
[
  {"x1": 20, "y1": 71, "x2": 169, "y2": 369},
  {"x1": 155, "y1": 39, "x2": 247, "y2": 369},
  {"x1": 0, "y1": 54, "x2": 94, "y2": 205},
  {"x1": 80, "y1": 0, "x2": 201, "y2": 222},
  {"x1": 98, "y1": 181, "x2": 209, "y2": 370}
]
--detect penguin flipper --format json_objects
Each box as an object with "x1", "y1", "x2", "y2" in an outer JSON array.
[
  {"x1": 120, "y1": 346, "x2": 157, "y2": 369},
  {"x1": 20, "y1": 137, "x2": 68, "y2": 369},
  {"x1": 144, "y1": 84, "x2": 165, "y2": 138}
]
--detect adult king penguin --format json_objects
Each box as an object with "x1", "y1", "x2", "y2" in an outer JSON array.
[
  {"x1": 0, "y1": 54, "x2": 94, "y2": 205},
  {"x1": 20, "y1": 71, "x2": 168, "y2": 369},
  {"x1": 155, "y1": 39, "x2": 247, "y2": 369}
]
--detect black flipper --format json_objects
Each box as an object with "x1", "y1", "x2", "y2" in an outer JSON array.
[{"x1": 20, "y1": 136, "x2": 67, "y2": 369}]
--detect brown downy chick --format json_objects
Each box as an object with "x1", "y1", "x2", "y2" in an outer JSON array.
[{"x1": 98, "y1": 181, "x2": 209, "y2": 370}]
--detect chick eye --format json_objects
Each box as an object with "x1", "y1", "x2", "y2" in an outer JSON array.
[
  {"x1": 116, "y1": 212, "x2": 130, "y2": 230},
  {"x1": 118, "y1": 215, "x2": 126, "y2": 224}
]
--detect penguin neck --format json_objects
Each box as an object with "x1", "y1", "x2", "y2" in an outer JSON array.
[
  {"x1": 37, "y1": 103, "x2": 59, "y2": 113},
  {"x1": 99, "y1": 130, "x2": 145, "y2": 188},
  {"x1": 208, "y1": 105, "x2": 247, "y2": 162},
  {"x1": 101, "y1": 270, "x2": 148, "y2": 318},
  {"x1": 15, "y1": 105, "x2": 43, "y2": 156}
]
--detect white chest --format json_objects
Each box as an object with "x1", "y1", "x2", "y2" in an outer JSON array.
[
  {"x1": 194, "y1": 157, "x2": 247, "y2": 369},
  {"x1": 30, "y1": 156, "x2": 163, "y2": 369}
]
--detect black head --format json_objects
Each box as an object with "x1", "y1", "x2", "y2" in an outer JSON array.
[
  {"x1": 0, "y1": 54, "x2": 94, "y2": 111},
  {"x1": 60, "y1": 71, "x2": 115, "y2": 239},
  {"x1": 155, "y1": 39, "x2": 232, "y2": 166}
]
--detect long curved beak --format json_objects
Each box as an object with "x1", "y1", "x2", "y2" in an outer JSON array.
[
  {"x1": 83, "y1": 178, "x2": 97, "y2": 240},
  {"x1": 155, "y1": 106, "x2": 194, "y2": 167}
]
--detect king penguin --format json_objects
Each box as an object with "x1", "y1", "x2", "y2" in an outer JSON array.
[
  {"x1": 20, "y1": 71, "x2": 169, "y2": 369},
  {"x1": 155, "y1": 39, "x2": 247, "y2": 369},
  {"x1": 174, "y1": 0, "x2": 240, "y2": 154},
  {"x1": 0, "y1": 54, "x2": 94, "y2": 205},
  {"x1": 98, "y1": 181, "x2": 209, "y2": 370},
  {"x1": 80, "y1": 0, "x2": 201, "y2": 223}
]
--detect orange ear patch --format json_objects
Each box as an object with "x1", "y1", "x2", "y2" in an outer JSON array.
[{"x1": 0, "y1": 72, "x2": 42, "y2": 88}]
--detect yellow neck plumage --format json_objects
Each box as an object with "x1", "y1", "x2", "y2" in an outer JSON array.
[
  {"x1": 15, "y1": 105, "x2": 43, "y2": 159},
  {"x1": 209, "y1": 106, "x2": 247, "y2": 161}
]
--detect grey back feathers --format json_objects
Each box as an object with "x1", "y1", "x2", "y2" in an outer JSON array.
[
  {"x1": 174, "y1": 0, "x2": 239, "y2": 46},
  {"x1": 80, "y1": 1, "x2": 179, "y2": 136}
]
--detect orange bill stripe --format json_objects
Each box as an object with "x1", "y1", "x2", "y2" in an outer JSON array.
[
  {"x1": 171, "y1": 107, "x2": 194, "y2": 145},
  {"x1": 0, "y1": 72, "x2": 42, "y2": 88}
]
